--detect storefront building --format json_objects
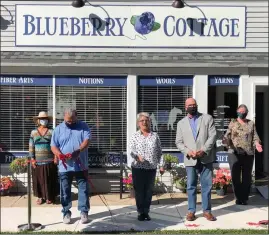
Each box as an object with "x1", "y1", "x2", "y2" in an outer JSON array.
[{"x1": 1, "y1": 0, "x2": 268, "y2": 192}]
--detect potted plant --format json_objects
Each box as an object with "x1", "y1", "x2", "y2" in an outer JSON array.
[
  {"x1": 213, "y1": 168, "x2": 232, "y2": 196},
  {"x1": 123, "y1": 174, "x2": 134, "y2": 198},
  {"x1": 9, "y1": 157, "x2": 28, "y2": 174},
  {"x1": 154, "y1": 177, "x2": 166, "y2": 194},
  {"x1": 163, "y1": 154, "x2": 179, "y2": 170},
  {"x1": 174, "y1": 176, "x2": 187, "y2": 193},
  {"x1": 0, "y1": 177, "x2": 15, "y2": 196}
]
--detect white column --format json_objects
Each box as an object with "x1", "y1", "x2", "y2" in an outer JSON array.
[
  {"x1": 193, "y1": 75, "x2": 208, "y2": 113},
  {"x1": 52, "y1": 75, "x2": 56, "y2": 129},
  {"x1": 239, "y1": 75, "x2": 255, "y2": 172},
  {"x1": 239, "y1": 75, "x2": 254, "y2": 120},
  {"x1": 126, "y1": 75, "x2": 138, "y2": 167}
]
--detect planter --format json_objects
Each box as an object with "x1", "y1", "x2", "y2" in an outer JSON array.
[
  {"x1": 0, "y1": 189, "x2": 10, "y2": 196},
  {"x1": 227, "y1": 185, "x2": 233, "y2": 193},
  {"x1": 165, "y1": 162, "x2": 172, "y2": 170},
  {"x1": 175, "y1": 181, "x2": 187, "y2": 193},
  {"x1": 216, "y1": 187, "x2": 227, "y2": 196},
  {"x1": 129, "y1": 188, "x2": 135, "y2": 198}
]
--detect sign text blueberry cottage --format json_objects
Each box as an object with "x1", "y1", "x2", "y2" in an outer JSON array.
[{"x1": 15, "y1": 4, "x2": 246, "y2": 49}]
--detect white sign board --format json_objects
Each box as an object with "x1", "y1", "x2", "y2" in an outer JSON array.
[{"x1": 15, "y1": 4, "x2": 246, "y2": 49}]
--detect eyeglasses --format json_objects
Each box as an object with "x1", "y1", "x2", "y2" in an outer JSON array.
[{"x1": 139, "y1": 119, "x2": 149, "y2": 123}]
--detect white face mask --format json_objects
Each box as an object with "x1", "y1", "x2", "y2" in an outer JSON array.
[{"x1": 39, "y1": 119, "x2": 48, "y2": 126}]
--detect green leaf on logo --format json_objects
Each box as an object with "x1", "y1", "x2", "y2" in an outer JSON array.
[
  {"x1": 152, "y1": 22, "x2": 161, "y2": 31},
  {"x1": 130, "y1": 15, "x2": 138, "y2": 26}
]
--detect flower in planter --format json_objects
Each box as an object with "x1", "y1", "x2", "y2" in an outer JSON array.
[
  {"x1": 0, "y1": 177, "x2": 15, "y2": 192},
  {"x1": 9, "y1": 157, "x2": 28, "y2": 174},
  {"x1": 123, "y1": 174, "x2": 133, "y2": 190},
  {"x1": 213, "y1": 168, "x2": 232, "y2": 190}
]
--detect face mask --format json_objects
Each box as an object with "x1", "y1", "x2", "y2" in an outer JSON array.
[
  {"x1": 186, "y1": 106, "x2": 198, "y2": 116},
  {"x1": 237, "y1": 112, "x2": 247, "y2": 119},
  {"x1": 65, "y1": 122, "x2": 76, "y2": 129},
  {"x1": 39, "y1": 119, "x2": 48, "y2": 126}
]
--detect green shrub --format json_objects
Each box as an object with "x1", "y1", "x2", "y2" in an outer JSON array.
[{"x1": 9, "y1": 157, "x2": 28, "y2": 174}]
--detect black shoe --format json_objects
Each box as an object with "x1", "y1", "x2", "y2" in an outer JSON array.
[
  {"x1": 137, "y1": 213, "x2": 145, "y2": 221},
  {"x1": 235, "y1": 200, "x2": 242, "y2": 205},
  {"x1": 241, "y1": 200, "x2": 248, "y2": 205},
  {"x1": 144, "y1": 213, "x2": 151, "y2": 221}
]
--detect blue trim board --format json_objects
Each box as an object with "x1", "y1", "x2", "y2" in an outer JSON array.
[
  {"x1": 139, "y1": 75, "x2": 193, "y2": 86},
  {"x1": 0, "y1": 75, "x2": 53, "y2": 86},
  {"x1": 55, "y1": 75, "x2": 127, "y2": 86},
  {"x1": 208, "y1": 75, "x2": 240, "y2": 86}
]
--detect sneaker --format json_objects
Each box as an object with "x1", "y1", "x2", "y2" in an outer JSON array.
[
  {"x1": 63, "y1": 213, "x2": 71, "y2": 224},
  {"x1": 81, "y1": 212, "x2": 88, "y2": 224}
]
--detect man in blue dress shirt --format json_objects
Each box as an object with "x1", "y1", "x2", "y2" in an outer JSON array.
[{"x1": 51, "y1": 107, "x2": 91, "y2": 224}]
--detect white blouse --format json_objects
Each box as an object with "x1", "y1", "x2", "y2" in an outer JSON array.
[{"x1": 129, "y1": 130, "x2": 164, "y2": 169}]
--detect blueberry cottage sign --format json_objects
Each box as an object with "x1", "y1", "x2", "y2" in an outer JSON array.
[{"x1": 15, "y1": 4, "x2": 246, "y2": 49}]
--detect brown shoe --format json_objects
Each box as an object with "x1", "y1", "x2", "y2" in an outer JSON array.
[
  {"x1": 203, "y1": 212, "x2": 216, "y2": 221},
  {"x1": 186, "y1": 212, "x2": 196, "y2": 221}
]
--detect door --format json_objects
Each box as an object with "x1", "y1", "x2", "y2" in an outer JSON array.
[{"x1": 255, "y1": 91, "x2": 265, "y2": 179}]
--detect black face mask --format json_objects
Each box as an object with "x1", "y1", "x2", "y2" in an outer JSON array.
[
  {"x1": 65, "y1": 122, "x2": 76, "y2": 129},
  {"x1": 186, "y1": 106, "x2": 198, "y2": 116},
  {"x1": 237, "y1": 112, "x2": 247, "y2": 119}
]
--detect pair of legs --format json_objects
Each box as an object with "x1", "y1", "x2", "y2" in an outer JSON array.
[
  {"x1": 132, "y1": 167, "x2": 156, "y2": 220},
  {"x1": 59, "y1": 170, "x2": 90, "y2": 223},
  {"x1": 228, "y1": 153, "x2": 254, "y2": 204},
  {"x1": 186, "y1": 161, "x2": 214, "y2": 218}
]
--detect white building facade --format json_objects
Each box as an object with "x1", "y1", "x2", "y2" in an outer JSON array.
[{"x1": 0, "y1": 0, "x2": 268, "y2": 192}]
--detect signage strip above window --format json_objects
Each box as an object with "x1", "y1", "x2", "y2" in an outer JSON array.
[
  {"x1": 0, "y1": 75, "x2": 53, "y2": 86},
  {"x1": 55, "y1": 76, "x2": 127, "y2": 86},
  {"x1": 139, "y1": 75, "x2": 193, "y2": 86},
  {"x1": 208, "y1": 75, "x2": 240, "y2": 86}
]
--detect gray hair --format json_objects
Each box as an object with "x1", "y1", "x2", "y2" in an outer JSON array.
[
  {"x1": 137, "y1": 112, "x2": 151, "y2": 122},
  {"x1": 64, "y1": 107, "x2": 77, "y2": 116},
  {"x1": 237, "y1": 104, "x2": 249, "y2": 113}
]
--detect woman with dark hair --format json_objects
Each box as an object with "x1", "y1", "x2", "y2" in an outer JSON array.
[{"x1": 223, "y1": 104, "x2": 263, "y2": 205}]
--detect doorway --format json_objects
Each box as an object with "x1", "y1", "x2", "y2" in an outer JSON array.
[{"x1": 255, "y1": 86, "x2": 268, "y2": 178}]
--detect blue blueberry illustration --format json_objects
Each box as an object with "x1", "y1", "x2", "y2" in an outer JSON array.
[{"x1": 134, "y1": 12, "x2": 155, "y2": 35}]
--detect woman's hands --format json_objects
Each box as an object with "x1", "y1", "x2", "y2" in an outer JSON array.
[{"x1": 256, "y1": 142, "x2": 263, "y2": 152}]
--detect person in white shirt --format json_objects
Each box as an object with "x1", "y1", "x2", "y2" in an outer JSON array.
[{"x1": 129, "y1": 112, "x2": 165, "y2": 221}]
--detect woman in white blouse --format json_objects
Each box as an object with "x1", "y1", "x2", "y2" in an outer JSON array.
[{"x1": 129, "y1": 112, "x2": 165, "y2": 221}]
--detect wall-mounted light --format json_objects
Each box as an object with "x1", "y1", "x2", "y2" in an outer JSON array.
[
  {"x1": 172, "y1": 0, "x2": 185, "y2": 8},
  {"x1": 72, "y1": 0, "x2": 85, "y2": 8}
]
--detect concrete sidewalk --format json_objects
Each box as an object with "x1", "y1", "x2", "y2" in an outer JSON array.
[{"x1": 1, "y1": 193, "x2": 268, "y2": 232}]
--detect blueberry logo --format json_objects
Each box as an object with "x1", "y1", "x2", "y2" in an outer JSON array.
[{"x1": 130, "y1": 12, "x2": 161, "y2": 35}]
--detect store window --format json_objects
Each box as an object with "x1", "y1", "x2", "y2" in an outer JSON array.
[
  {"x1": 55, "y1": 76, "x2": 127, "y2": 152},
  {"x1": 138, "y1": 75, "x2": 193, "y2": 150},
  {"x1": 0, "y1": 75, "x2": 53, "y2": 151},
  {"x1": 207, "y1": 75, "x2": 239, "y2": 163}
]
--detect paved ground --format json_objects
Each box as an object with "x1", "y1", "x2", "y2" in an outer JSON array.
[{"x1": 0, "y1": 192, "x2": 268, "y2": 232}]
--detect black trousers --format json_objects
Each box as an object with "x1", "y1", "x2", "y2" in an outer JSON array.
[
  {"x1": 228, "y1": 153, "x2": 254, "y2": 201},
  {"x1": 132, "y1": 167, "x2": 156, "y2": 214}
]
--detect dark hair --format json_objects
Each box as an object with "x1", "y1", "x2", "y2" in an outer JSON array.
[{"x1": 237, "y1": 104, "x2": 249, "y2": 113}]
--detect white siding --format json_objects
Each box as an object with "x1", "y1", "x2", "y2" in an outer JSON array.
[{"x1": 1, "y1": 0, "x2": 268, "y2": 52}]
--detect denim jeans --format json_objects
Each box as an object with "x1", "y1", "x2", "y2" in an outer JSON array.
[
  {"x1": 186, "y1": 161, "x2": 213, "y2": 213},
  {"x1": 132, "y1": 167, "x2": 156, "y2": 214},
  {"x1": 59, "y1": 171, "x2": 90, "y2": 216}
]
